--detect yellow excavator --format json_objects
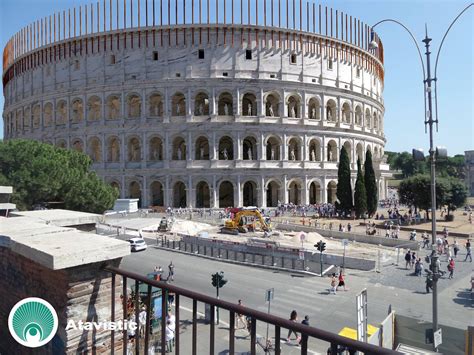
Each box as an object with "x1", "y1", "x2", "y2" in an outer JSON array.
[{"x1": 220, "y1": 207, "x2": 272, "y2": 235}]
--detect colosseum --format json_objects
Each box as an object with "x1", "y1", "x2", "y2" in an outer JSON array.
[{"x1": 2, "y1": 0, "x2": 390, "y2": 209}]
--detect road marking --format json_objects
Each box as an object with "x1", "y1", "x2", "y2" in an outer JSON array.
[{"x1": 287, "y1": 287, "x2": 337, "y2": 301}]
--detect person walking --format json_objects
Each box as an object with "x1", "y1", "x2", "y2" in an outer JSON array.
[
  {"x1": 235, "y1": 299, "x2": 247, "y2": 330},
  {"x1": 330, "y1": 273, "x2": 338, "y2": 295},
  {"x1": 168, "y1": 261, "x2": 175, "y2": 281},
  {"x1": 405, "y1": 250, "x2": 412, "y2": 270},
  {"x1": 447, "y1": 258, "x2": 455, "y2": 279},
  {"x1": 411, "y1": 252, "x2": 417, "y2": 269},
  {"x1": 336, "y1": 270, "x2": 348, "y2": 291},
  {"x1": 465, "y1": 240, "x2": 472, "y2": 262},
  {"x1": 426, "y1": 274, "x2": 433, "y2": 294},
  {"x1": 286, "y1": 310, "x2": 300, "y2": 343},
  {"x1": 165, "y1": 319, "x2": 175, "y2": 352},
  {"x1": 453, "y1": 240, "x2": 459, "y2": 259},
  {"x1": 298, "y1": 316, "x2": 310, "y2": 345}
]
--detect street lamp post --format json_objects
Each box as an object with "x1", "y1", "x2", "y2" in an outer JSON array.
[{"x1": 370, "y1": 4, "x2": 473, "y2": 351}]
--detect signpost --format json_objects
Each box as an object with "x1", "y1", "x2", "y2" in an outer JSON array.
[
  {"x1": 341, "y1": 239, "x2": 349, "y2": 270},
  {"x1": 356, "y1": 289, "x2": 368, "y2": 343},
  {"x1": 434, "y1": 328, "x2": 442, "y2": 348},
  {"x1": 264, "y1": 288, "x2": 274, "y2": 352}
]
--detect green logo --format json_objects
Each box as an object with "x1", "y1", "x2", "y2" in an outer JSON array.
[{"x1": 8, "y1": 297, "x2": 58, "y2": 348}]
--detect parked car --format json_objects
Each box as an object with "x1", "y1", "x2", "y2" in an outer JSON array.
[{"x1": 128, "y1": 238, "x2": 147, "y2": 252}]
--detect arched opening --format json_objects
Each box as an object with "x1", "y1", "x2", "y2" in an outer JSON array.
[
  {"x1": 172, "y1": 92, "x2": 186, "y2": 116},
  {"x1": 56, "y1": 139, "x2": 67, "y2": 149},
  {"x1": 243, "y1": 136, "x2": 257, "y2": 160},
  {"x1": 32, "y1": 104, "x2": 41, "y2": 127},
  {"x1": 308, "y1": 98, "x2": 320, "y2": 119},
  {"x1": 355, "y1": 106, "x2": 362, "y2": 126},
  {"x1": 88, "y1": 137, "x2": 102, "y2": 162},
  {"x1": 150, "y1": 181, "x2": 164, "y2": 206},
  {"x1": 242, "y1": 93, "x2": 257, "y2": 116},
  {"x1": 71, "y1": 99, "x2": 83, "y2": 123},
  {"x1": 24, "y1": 107, "x2": 31, "y2": 130},
  {"x1": 288, "y1": 180, "x2": 301, "y2": 205},
  {"x1": 327, "y1": 140, "x2": 337, "y2": 162},
  {"x1": 219, "y1": 181, "x2": 234, "y2": 208},
  {"x1": 356, "y1": 143, "x2": 364, "y2": 163},
  {"x1": 72, "y1": 139, "x2": 84, "y2": 153},
  {"x1": 108, "y1": 137, "x2": 120, "y2": 162},
  {"x1": 218, "y1": 92, "x2": 233, "y2": 116},
  {"x1": 326, "y1": 99, "x2": 337, "y2": 122},
  {"x1": 309, "y1": 139, "x2": 321, "y2": 161},
  {"x1": 149, "y1": 137, "x2": 163, "y2": 161},
  {"x1": 106, "y1": 95, "x2": 121, "y2": 120},
  {"x1": 265, "y1": 93, "x2": 280, "y2": 117},
  {"x1": 149, "y1": 93, "x2": 163, "y2": 117},
  {"x1": 128, "y1": 137, "x2": 141, "y2": 161},
  {"x1": 266, "y1": 136, "x2": 281, "y2": 160},
  {"x1": 194, "y1": 92, "x2": 209, "y2": 116},
  {"x1": 327, "y1": 181, "x2": 337, "y2": 204},
  {"x1": 87, "y1": 96, "x2": 101, "y2": 121},
  {"x1": 374, "y1": 146, "x2": 379, "y2": 160},
  {"x1": 343, "y1": 141, "x2": 352, "y2": 162},
  {"x1": 266, "y1": 180, "x2": 280, "y2": 207},
  {"x1": 110, "y1": 181, "x2": 121, "y2": 196},
  {"x1": 129, "y1": 181, "x2": 142, "y2": 207},
  {"x1": 288, "y1": 138, "x2": 301, "y2": 161},
  {"x1": 373, "y1": 112, "x2": 378, "y2": 129},
  {"x1": 243, "y1": 181, "x2": 257, "y2": 207},
  {"x1": 196, "y1": 181, "x2": 210, "y2": 208},
  {"x1": 195, "y1": 136, "x2": 210, "y2": 160},
  {"x1": 218, "y1": 136, "x2": 234, "y2": 160},
  {"x1": 56, "y1": 100, "x2": 67, "y2": 125},
  {"x1": 365, "y1": 109, "x2": 371, "y2": 128},
  {"x1": 173, "y1": 181, "x2": 187, "y2": 207},
  {"x1": 127, "y1": 94, "x2": 142, "y2": 119},
  {"x1": 342, "y1": 102, "x2": 351, "y2": 124},
  {"x1": 172, "y1": 137, "x2": 186, "y2": 160},
  {"x1": 43, "y1": 103, "x2": 53, "y2": 126},
  {"x1": 309, "y1": 181, "x2": 321, "y2": 204},
  {"x1": 287, "y1": 95, "x2": 301, "y2": 118}
]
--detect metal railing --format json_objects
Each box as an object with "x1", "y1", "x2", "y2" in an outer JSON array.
[{"x1": 104, "y1": 265, "x2": 399, "y2": 355}]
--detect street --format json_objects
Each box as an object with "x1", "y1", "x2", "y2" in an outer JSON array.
[{"x1": 120, "y1": 243, "x2": 473, "y2": 353}]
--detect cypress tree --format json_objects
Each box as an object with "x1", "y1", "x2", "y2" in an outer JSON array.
[
  {"x1": 336, "y1": 147, "x2": 353, "y2": 215},
  {"x1": 364, "y1": 150, "x2": 378, "y2": 216},
  {"x1": 354, "y1": 157, "x2": 368, "y2": 219}
]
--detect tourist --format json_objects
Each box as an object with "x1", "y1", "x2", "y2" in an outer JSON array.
[
  {"x1": 235, "y1": 299, "x2": 247, "y2": 329},
  {"x1": 168, "y1": 261, "x2": 175, "y2": 281},
  {"x1": 165, "y1": 320, "x2": 175, "y2": 352},
  {"x1": 405, "y1": 250, "x2": 412, "y2": 269},
  {"x1": 330, "y1": 273, "x2": 338, "y2": 295},
  {"x1": 286, "y1": 310, "x2": 300, "y2": 343},
  {"x1": 337, "y1": 270, "x2": 348, "y2": 291},
  {"x1": 453, "y1": 240, "x2": 459, "y2": 258},
  {"x1": 464, "y1": 240, "x2": 472, "y2": 262},
  {"x1": 411, "y1": 252, "x2": 417, "y2": 269},
  {"x1": 298, "y1": 316, "x2": 310, "y2": 345},
  {"x1": 447, "y1": 258, "x2": 455, "y2": 279}
]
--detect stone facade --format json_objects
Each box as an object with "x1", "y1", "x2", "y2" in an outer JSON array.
[
  {"x1": 2, "y1": 3, "x2": 390, "y2": 209},
  {"x1": 465, "y1": 150, "x2": 474, "y2": 197}
]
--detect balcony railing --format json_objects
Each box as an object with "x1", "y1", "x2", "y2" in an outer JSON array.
[{"x1": 104, "y1": 265, "x2": 400, "y2": 355}]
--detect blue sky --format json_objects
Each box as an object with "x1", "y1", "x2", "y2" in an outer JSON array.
[{"x1": 1, "y1": 0, "x2": 473, "y2": 155}]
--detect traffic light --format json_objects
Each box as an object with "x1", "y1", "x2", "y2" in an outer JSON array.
[
  {"x1": 211, "y1": 273, "x2": 218, "y2": 287},
  {"x1": 315, "y1": 241, "x2": 326, "y2": 252},
  {"x1": 218, "y1": 272, "x2": 227, "y2": 288}
]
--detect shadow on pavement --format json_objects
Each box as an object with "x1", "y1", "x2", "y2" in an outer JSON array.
[{"x1": 452, "y1": 289, "x2": 473, "y2": 307}]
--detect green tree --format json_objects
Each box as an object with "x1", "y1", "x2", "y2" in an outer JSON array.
[
  {"x1": 336, "y1": 147, "x2": 353, "y2": 215},
  {"x1": 444, "y1": 177, "x2": 468, "y2": 216},
  {"x1": 354, "y1": 158, "x2": 367, "y2": 219},
  {"x1": 0, "y1": 139, "x2": 118, "y2": 213},
  {"x1": 364, "y1": 150, "x2": 378, "y2": 217}
]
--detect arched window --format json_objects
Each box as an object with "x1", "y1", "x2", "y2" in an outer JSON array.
[
  {"x1": 327, "y1": 140, "x2": 337, "y2": 162},
  {"x1": 172, "y1": 137, "x2": 186, "y2": 160},
  {"x1": 171, "y1": 92, "x2": 186, "y2": 116},
  {"x1": 87, "y1": 96, "x2": 102, "y2": 121},
  {"x1": 355, "y1": 106, "x2": 362, "y2": 126},
  {"x1": 266, "y1": 136, "x2": 281, "y2": 160},
  {"x1": 308, "y1": 98, "x2": 320, "y2": 120},
  {"x1": 342, "y1": 102, "x2": 351, "y2": 124},
  {"x1": 43, "y1": 103, "x2": 53, "y2": 126},
  {"x1": 56, "y1": 100, "x2": 67, "y2": 125},
  {"x1": 149, "y1": 137, "x2": 163, "y2": 161},
  {"x1": 196, "y1": 181, "x2": 210, "y2": 208},
  {"x1": 265, "y1": 93, "x2": 280, "y2": 117},
  {"x1": 173, "y1": 181, "x2": 187, "y2": 207},
  {"x1": 326, "y1": 100, "x2": 337, "y2": 122},
  {"x1": 88, "y1": 137, "x2": 102, "y2": 162},
  {"x1": 266, "y1": 180, "x2": 280, "y2": 207},
  {"x1": 242, "y1": 93, "x2": 257, "y2": 116},
  {"x1": 127, "y1": 94, "x2": 142, "y2": 119},
  {"x1": 195, "y1": 136, "x2": 210, "y2": 160},
  {"x1": 288, "y1": 138, "x2": 301, "y2": 161},
  {"x1": 343, "y1": 141, "x2": 352, "y2": 162},
  {"x1": 32, "y1": 104, "x2": 41, "y2": 128},
  {"x1": 128, "y1": 137, "x2": 141, "y2": 161},
  {"x1": 218, "y1": 136, "x2": 234, "y2": 160},
  {"x1": 108, "y1": 137, "x2": 121, "y2": 162},
  {"x1": 288, "y1": 180, "x2": 302, "y2": 204},
  {"x1": 149, "y1": 93, "x2": 163, "y2": 117},
  {"x1": 72, "y1": 139, "x2": 84, "y2": 153},
  {"x1": 309, "y1": 139, "x2": 321, "y2": 161},
  {"x1": 219, "y1": 181, "x2": 234, "y2": 207},
  {"x1": 218, "y1": 92, "x2": 233, "y2": 116},
  {"x1": 243, "y1": 136, "x2": 257, "y2": 160},
  {"x1": 194, "y1": 92, "x2": 209, "y2": 116},
  {"x1": 106, "y1": 95, "x2": 121, "y2": 120},
  {"x1": 286, "y1": 95, "x2": 300, "y2": 118},
  {"x1": 150, "y1": 181, "x2": 164, "y2": 206},
  {"x1": 243, "y1": 181, "x2": 257, "y2": 206},
  {"x1": 365, "y1": 108, "x2": 371, "y2": 128}
]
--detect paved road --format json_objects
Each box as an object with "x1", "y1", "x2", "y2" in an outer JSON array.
[{"x1": 119, "y1": 244, "x2": 472, "y2": 353}]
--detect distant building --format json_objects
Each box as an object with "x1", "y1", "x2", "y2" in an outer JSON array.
[{"x1": 465, "y1": 150, "x2": 474, "y2": 197}]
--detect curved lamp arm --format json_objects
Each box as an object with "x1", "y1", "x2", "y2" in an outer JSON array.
[
  {"x1": 434, "y1": 3, "x2": 473, "y2": 78},
  {"x1": 371, "y1": 19, "x2": 426, "y2": 81}
]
